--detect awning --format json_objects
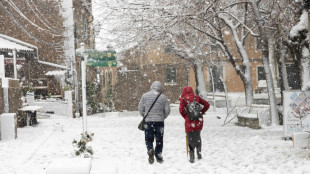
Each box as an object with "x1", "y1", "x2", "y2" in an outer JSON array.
[
  {"x1": 0, "y1": 34, "x2": 35, "y2": 52},
  {"x1": 45, "y1": 70, "x2": 66, "y2": 76}
]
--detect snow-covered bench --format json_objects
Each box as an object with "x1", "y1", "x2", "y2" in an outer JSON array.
[
  {"x1": 46, "y1": 158, "x2": 92, "y2": 174},
  {"x1": 237, "y1": 104, "x2": 270, "y2": 129},
  {"x1": 19, "y1": 105, "x2": 42, "y2": 126}
]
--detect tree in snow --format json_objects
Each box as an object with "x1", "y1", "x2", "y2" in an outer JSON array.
[
  {"x1": 94, "y1": 0, "x2": 212, "y2": 99},
  {"x1": 288, "y1": 0, "x2": 310, "y2": 90}
]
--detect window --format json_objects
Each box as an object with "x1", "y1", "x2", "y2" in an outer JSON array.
[
  {"x1": 166, "y1": 67, "x2": 176, "y2": 83},
  {"x1": 257, "y1": 66, "x2": 265, "y2": 81},
  {"x1": 108, "y1": 72, "x2": 112, "y2": 82},
  {"x1": 105, "y1": 71, "x2": 108, "y2": 86},
  {"x1": 101, "y1": 73, "x2": 105, "y2": 87},
  {"x1": 210, "y1": 44, "x2": 218, "y2": 52},
  {"x1": 164, "y1": 45, "x2": 173, "y2": 53},
  {"x1": 209, "y1": 65, "x2": 224, "y2": 92},
  {"x1": 286, "y1": 64, "x2": 301, "y2": 90},
  {"x1": 256, "y1": 37, "x2": 262, "y2": 50}
]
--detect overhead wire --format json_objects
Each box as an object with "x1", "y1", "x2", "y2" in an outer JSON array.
[
  {"x1": 0, "y1": 1, "x2": 64, "y2": 51},
  {"x1": 26, "y1": 0, "x2": 62, "y2": 33},
  {"x1": 5, "y1": 0, "x2": 63, "y2": 37}
]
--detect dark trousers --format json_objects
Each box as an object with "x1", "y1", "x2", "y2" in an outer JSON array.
[
  {"x1": 144, "y1": 122, "x2": 164, "y2": 158},
  {"x1": 187, "y1": 131, "x2": 201, "y2": 151}
]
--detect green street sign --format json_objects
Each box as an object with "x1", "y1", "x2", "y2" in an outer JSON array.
[
  {"x1": 87, "y1": 50, "x2": 116, "y2": 60},
  {"x1": 86, "y1": 60, "x2": 117, "y2": 67},
  {"x1": 85, "y1": 50, "x2": 117, "y2": 67}
]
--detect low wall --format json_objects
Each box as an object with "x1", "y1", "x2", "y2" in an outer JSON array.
[
  {"x1": 26, "y1": 93, "x2": 72, "y2": 117},
  {"x1": 208, "y1": 99, "x2": 231, "y2": 108},
  {"x1": 236, "y1": 104, "x2": 271, "y2": 129},
  {"x1": 237, "y1": 115, "x2": 260, "y2": 129}
]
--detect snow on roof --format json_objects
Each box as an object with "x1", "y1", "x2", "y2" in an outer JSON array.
[
  {"x1": 45, "y1": 70, "x2": 66, "y2": 76},
  {"x1": 19, "y1": 105, "x2": 42, "y2": 112},
  {"x1": 0, "y1": 34, "x2": 35, "y2": 52}
]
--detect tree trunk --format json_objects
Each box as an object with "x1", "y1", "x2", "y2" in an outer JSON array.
[
  {"x1": 279, "y1": 46, "x2": 290, "y2": 91},
  {"x1": 301, "y1": 45, "x2": 310, "y2": 90},
  {"x1": 252, "y1": 1, "x2": 279, "y2": 125},
  {"x1": 269, "y1": 38, "x2": 278, "y2": 88},
  {"x1": 277, "y1": 42, "x2": 290, "y2": 105},
  {"x1": 193, "y1": 63, "x2": 208, "y2": 99}
]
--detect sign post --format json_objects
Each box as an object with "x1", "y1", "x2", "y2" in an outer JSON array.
[
  {"x1": 76, "y1": 47, "x2": 117, "y2": 133},
  {"x1": 81, "y1": 43, "x2": 87, "y2": 133}
]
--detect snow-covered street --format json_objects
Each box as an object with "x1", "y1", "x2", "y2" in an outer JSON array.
[{"x1": 1, "y1": 105, "x2": 310, "y2": 174}]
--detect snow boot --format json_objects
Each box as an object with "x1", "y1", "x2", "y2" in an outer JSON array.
[
  {"x1": 189, "y1": 150, "x2": 195, "y2": 163},
  {"x1": 148, "y1": 149, "x2": 155, "y2": 164},
  {"x1": 197, "y1": 146, "x2": 202, "y2": 159},
  {"x1": 156, "y1": 154, "x2": 164, "y2": 163}
]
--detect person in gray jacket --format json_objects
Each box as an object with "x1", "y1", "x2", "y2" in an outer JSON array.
[{"x1": 138, "y1": 81, "x2": 170, "y2": 164}]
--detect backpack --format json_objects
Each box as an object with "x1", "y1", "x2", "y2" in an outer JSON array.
[{"x1": 184, "y1": 96, "x2": 203, "y2": 121}]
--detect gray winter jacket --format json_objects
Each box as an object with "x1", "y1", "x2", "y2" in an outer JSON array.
[{"x1": 138, "y1": 81, "x2": 170, "y2": 122}]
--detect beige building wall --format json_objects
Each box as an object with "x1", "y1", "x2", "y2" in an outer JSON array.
[
  {"x1": 200, "y1": 29, "x2": 265, "y2": 93},
  {"x1": 113, "y1": 42, "x2": 189, "y2": 111}
]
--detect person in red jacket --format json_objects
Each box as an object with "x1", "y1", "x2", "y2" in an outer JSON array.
[{"x1": 179, "y1": 86, "x2": 210, "y2": 163}]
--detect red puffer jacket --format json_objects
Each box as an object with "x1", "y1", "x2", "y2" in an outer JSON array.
[{"x1": 179, "y1": 87, "x2": 210, "y2": 133}]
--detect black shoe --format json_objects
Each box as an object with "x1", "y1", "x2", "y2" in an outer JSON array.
[
  {"x1": 197, "y1": 146, "x2": 202, "y2": 159},
  {"x1": 189, "y1": 150, "x2": 195, "y2": 163},
  {"x1": 148, "y1": 149, "x2": 155, "y2": 164},
  {"x1": 156, "y1": 155, "x2": 164, "y2": 163}
]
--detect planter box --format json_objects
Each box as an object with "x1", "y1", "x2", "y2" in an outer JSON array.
[
  {"x1": 236, "y1": 104, "x2": 271, "y2": 129},
  {"x1": 237, "y1": 114, "x2": 260, "y2": 129}
]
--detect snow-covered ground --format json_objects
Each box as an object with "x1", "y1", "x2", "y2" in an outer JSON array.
[{"x1": 1, "y1": 105, "x2": 310, "y2": 174}]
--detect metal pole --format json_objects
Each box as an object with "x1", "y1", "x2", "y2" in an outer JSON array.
[
  {"x1": 210, "y1": 66, "x2": 216, "y2": 112},
  {"x1": 81, "y1": 43, "x2": 87, "y2": 132},
  {"x1": 13, "y1": 49, "x2": 17, "y2": 79}
]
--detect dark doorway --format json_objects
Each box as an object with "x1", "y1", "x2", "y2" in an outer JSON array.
[
  {"x1": 286, "y1": 64, "x2": 301, "y2": 90},
  {"x1": 210, "y1": 65, "x2": 224, "y2": 92}
]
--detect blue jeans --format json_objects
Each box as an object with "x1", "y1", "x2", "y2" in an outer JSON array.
[{"x1": 144, "y1": 122, "x2": 164, "y2": 158}]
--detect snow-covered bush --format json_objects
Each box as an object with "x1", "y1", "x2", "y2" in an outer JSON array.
[{"x1": 72, "y1": 132, "x2": 94, "y2": 158}]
